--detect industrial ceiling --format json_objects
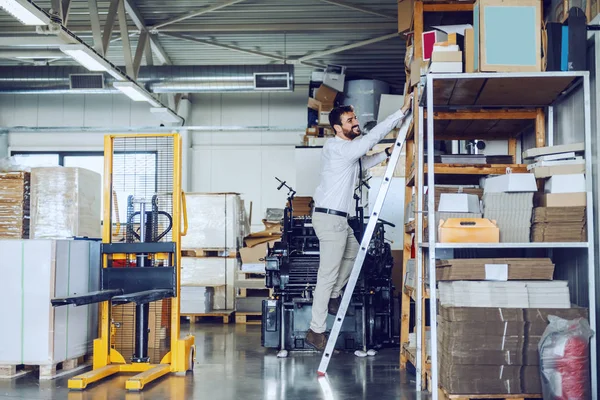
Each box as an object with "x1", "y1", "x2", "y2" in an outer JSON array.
[{"x1": 0, "y1": 0, "x2": 405, "y2": 91}]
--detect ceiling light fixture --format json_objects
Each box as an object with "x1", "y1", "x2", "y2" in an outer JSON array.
[
  {"x1": 60, "y1": 44, "x2": 123, "y2": 79},
  {"x1": 113, "y1": 81, "x2": 161, "y2": 107},
  {"x1": 0, "y1": 0, "x2": 49, "y2": 25}
]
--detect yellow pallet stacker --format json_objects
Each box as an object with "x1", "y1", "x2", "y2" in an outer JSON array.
[{"x1": 51, "y1": 133, "x2": 194, "y2": 391}]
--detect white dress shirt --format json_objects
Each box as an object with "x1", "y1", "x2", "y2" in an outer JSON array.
[{"x1": 313, "y1": 108, "x2": 407, "y2": 214}]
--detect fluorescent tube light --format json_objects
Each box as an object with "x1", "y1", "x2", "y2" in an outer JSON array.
[
  {"x1": 150, "y1": 107, "x2": 183, "y2": 124},
  {"x1": 0, "y1": 0, "x2": 49, "y2": 25},
  {"x1": 113, "y1": 81, "x2": 161, "y2": 107},
  {"x1": 60, "y1": 44, "x2": 111, "y2": 72}
]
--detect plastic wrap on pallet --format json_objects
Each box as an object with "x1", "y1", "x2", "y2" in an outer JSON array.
[
  {"x1": 0, "y1": 171, "x2": 30, "y2": 239},
  {"x1": 181, "y1": 193, "x2": 247, "y2": 250},
  {"x1": 0, "y1": 239, "x2": 100, "y2": 365},
  {"x1": 180, "y1": 287, "x2": 214, "y2": 314},
  {"x1": 213, "y1": 285, "x2": 234, "y2": 310},
  {"x1": 181, "y1": 257, "x2": 238, "y2": 287},
  {"x1": 30, "y1": 167, "x2": 101, "y2": 239}
]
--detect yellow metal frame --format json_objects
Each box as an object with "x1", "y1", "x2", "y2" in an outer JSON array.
[{"x1": 68, "y1": 133, "x2": 194, "y2": 391}]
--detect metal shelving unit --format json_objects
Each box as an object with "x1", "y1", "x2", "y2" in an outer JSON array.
[{"x1": 405, "y1": 71, "x2": 598, "y2": 400}]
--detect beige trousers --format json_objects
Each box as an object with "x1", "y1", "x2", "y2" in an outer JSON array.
[{"x1": 310, "y1": 212, "x2": 359, "y2": 334}]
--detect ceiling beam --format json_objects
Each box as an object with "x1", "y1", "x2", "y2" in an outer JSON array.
[
  {"x1": 0, "y1": 50, "x2": 67, "y2": 59},
  {"x1": 61, "y1": 0, "x2": 72, "y2": 25},
  {"x1": 117, "y1": 0, "x2": 134, "y2": 77},
  {"x1": 298, "y1": 32, "x2": 398, "y2": 61},
  {"x1": 102, "y1": 0, "x2": 120, "y2": 54},
  {"x1": 0, "y1": 35, "x2": 67, "y2": 46},
  {"x1": 133, "y1": 30, "x2": 148, "y2": 78},
  {"x1": 124, "y1": 0, "x2": 171, "y2": 65},
  {"x1": 160, "y1": 33, "x2": 326, "y2": 69},
  {"x1": 87, "y1": 0, "x2": 104, "y2": 54},
  {"x1": 150, "y1": 0, "x2": 245, "y2": 30},
  {"x1": 319, "y1": 0, "x2": 395, "y2": 20}
]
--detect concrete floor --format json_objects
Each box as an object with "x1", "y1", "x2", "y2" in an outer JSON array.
[{"x1": 0, "y1": 322, "x2": 422, "y2": 400}]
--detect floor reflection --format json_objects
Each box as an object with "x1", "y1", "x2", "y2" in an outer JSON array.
[{"x1": 0, "y1": 322, "x2": 422, "y2": 400}]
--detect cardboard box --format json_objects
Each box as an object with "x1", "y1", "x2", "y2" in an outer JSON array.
[
  {"x1": 410, "y1": 59, "x2": 430, "y2": 86},
  {"x1": 522, "y1": 142, "x2": 584, "y2": 159},
  {"x1": 436, "y1": 258, "x2": 555, "y2": 281},
  {"x1": 305, "y1": 127, "x2": 318, "y2": 136},
  {"x1": 431, "y1": 50, "x2": 463, "y2": 62},
  {"x1": 538, "y1": 192, "x2": 586, "y2": 207},
  {"x1": 545, "y1": 173, "x2": 586, "y2": 193},
  {"x1": 430, "y1": 61, "x2": 463, "y2": 73},
  {"x1": 439, "y1": 305, "x2": 588, "y2": 322},
  {"x1": 397, "y1": 0, "x2": 414, "y2": 33},
  {"x1": 464, "y1": 27, "x2": 475, "y2": 72},
  {"x1": 240, "y1": 238, "x2": 279, "y2": 264},
  {"x1": 315, "y1": 84, "x2": 338, "y2": 105},
  {"x1": 438, "y1": 218, "x2": 500, "y2": 243},
  {"x1": 474, "y1": 0, "x2": 542, "y2": 72},
  {"x1": 438, "y1": 193, "x2": 480, "y2": 213},
  {"x1": 0, "y1": 172, "x2": 30, "y2": 239},
  {"x1": 530, "y1": 163, "x2": 585, "y2": 178},
  {"x1": 483, "y1": 173, "x2": 537, "y2": 193},
  {"x1": 323, "y1": 64, "x2": 346, "y2": 92}
]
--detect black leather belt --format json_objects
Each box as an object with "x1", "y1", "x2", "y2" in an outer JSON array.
[{"x1": 314, "y1": 207, "x2": 348, "y2": 218}]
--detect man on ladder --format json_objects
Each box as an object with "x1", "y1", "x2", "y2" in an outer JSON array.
[{"x1": 306, "y1": 96, "x2": 413, "y2": 351}]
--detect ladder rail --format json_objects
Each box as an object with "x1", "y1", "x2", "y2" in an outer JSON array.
[{"x1": 317, "y1": 111, "x2": 413, "y2": 375}]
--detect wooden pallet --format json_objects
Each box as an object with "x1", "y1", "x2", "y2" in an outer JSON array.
[
  {"x1": 0, "y1": 355, "x2": 89, "y2": 380},
  {"x1": 235, "y1": 311, "x2": 262, "y2": 325},
  {"x1": 182, "y1": 310, "x2": 235, "y2": 324},
  {"x1": 439, "y1": 388, "x2": 542, "y2": 400},
  {"x1": 182, "y1": 248, "x2": 238, "y2": 258}
]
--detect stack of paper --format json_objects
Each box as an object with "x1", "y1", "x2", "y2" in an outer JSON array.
[
  {"x1": 483, "y1": 192, "x2": 534, "y2": 242},
  {"x1": 531, "y1": 206, "x2": 587, "y2": 242},
  {"x1": 438, "y1": 281, "x2": 570, "y2": 308},
  {"x1": 180, "y1": 286, "x2": 214, "y2": 314},
  {"x1": 525, "y1": 143, "x2": 585, "y2": 178}
]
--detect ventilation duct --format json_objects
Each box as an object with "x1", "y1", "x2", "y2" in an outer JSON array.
[{"x1": 0, "y1": 64, "x2": 294, "y2": 94}]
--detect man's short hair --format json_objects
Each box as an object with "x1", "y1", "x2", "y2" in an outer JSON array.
[{"x1": 328, "y1": 105, "x2": 354, "y2": 128}]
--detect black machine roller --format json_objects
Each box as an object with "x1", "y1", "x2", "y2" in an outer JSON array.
[{"x1": 261, "y1": 179, "x2": 399, "y2": 352}]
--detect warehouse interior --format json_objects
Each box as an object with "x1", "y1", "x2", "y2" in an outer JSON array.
[{"x1": 0, "y1": 0, "x2": 599, "y2": 399}]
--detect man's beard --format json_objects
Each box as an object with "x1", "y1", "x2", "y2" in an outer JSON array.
[{"x1": 343, "y1": 125, "x2": 361, "y2": 140}]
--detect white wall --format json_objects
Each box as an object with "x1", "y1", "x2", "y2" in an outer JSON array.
[{"x1": 0, "y1": 91, "x2": 308, "y2": 232}]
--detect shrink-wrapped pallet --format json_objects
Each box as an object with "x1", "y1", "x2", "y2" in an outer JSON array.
[
  {"x1": 0, "y1": 240, "x2": 99, "y2": 366},
  {"x1": 181, "y1": 193, "x2": 247, "y2": 250},
  {"x1": 30, "y1": 167, "x2": 101, "y2": 239}
]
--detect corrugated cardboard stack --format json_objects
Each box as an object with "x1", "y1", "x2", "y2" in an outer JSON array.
[
  {"x1": 180, "y1": 193, "x2": 248, "y2": 313},
  {"x1": 0, "y1": 171, "x2": 30, "y2": 239},
  {"x1": 531, "y1": 206, "x2": 586, "y2": 242},
  {"x1": 438, "y1": 306, "x2": 588, "y2": 395},
  {"x1": 524, "y1": 143, "x2": 587, "y2": 242},
  {"x1": 289, "y1": 196, "x2": 313, "y2": 217},
  {"x1": 436, "y1": 258, "x2": 555, "y2": 281},
  {"x1": 483, "y1": 174, "x2": 537, "y2": 243},
  {"x1": 435, "y1": 255, "x2": 585, "y2": 395}
]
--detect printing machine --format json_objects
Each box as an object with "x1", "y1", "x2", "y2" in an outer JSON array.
[{"x1": 261, "y1": 182, "x2": 399, "y2": 352}]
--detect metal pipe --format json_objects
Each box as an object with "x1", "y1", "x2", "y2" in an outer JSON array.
[{"x1": 0, "y1": 64, "x2": 294, "y2": 93}]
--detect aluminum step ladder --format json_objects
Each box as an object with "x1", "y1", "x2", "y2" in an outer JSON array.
[{"x1": 317, "y1": 110, "x2": 413, "y2": 376}]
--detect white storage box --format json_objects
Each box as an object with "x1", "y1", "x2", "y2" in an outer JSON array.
[
  {"x1": 0, "y1": 239, "x2": 99, "y2": 367},
  {"x1": 484, "y1": 173, "x2": 537, "y2": 193},
  {"x1": 30, "y1": 167, "x2": 101, "y2": 239},
  {"x1": 438, "y1": 194, "x2": 480, "y2": 213},
  {"x1": 545, "y1": 174, "x2": 586, "y2": 194},
  {"x1": 181, "y1": 193, "x2": 247, "y2": 250}
]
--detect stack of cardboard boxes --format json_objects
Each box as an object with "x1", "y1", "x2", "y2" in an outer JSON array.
[
  {"x1": 525, "y1": 143, "x2": 587, "y2": 242},
  {"x1": 436, "y1": 257, "x2": 585, "y2": 395},
  {"x1": 0, "y1": 171, "x2": 30, "y2": 239},
  {"x1": 305, "y1": 67, "x2": 345, "y2": 147}
]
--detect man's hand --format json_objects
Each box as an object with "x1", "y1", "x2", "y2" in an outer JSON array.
[{"x1": 401, "y1": 93, "x2": 413, "y2": 114}]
